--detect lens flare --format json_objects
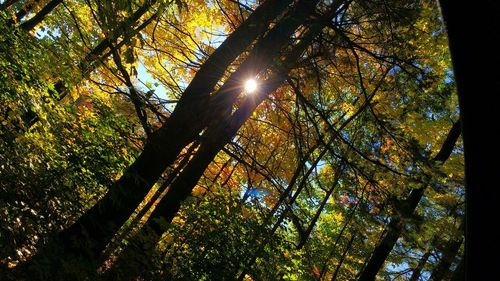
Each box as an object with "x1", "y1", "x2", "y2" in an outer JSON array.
[{"x1": 244, "y1": 79, "x2": 258, "y2": 93}]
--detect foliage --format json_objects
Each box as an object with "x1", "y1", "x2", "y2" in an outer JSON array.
[
  {"x1": 0, "y1": 0, "x2": 464, "y2": 280},
  {"x1": 0, "y1": 11, "x2": 139, "y2": 268}
]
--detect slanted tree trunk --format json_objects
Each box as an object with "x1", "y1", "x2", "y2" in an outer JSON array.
[
  {"x1": 356, "y1": 119, "x2": 462, "y2": 281},
  {"x1": 296, "y1": 165, "x2": 343, "y2": 249},
  {"x1": 409, "y1": 249, "x2": 431, "y2": 281},
  {"x1": 17, "y1": 0, "x2": 41, "y2": 21},
  {"x1": 0, "y1": 0, "x2": 19, "y2": 10},
  {"x1": 331, "y1": 233, "x2": 357, "y2": 281},
  {"x1": 12, "y1": 0, "x2": 295, "y2": 278},
  {"x1": 104, "y1": 74, "x2": 286, "y2": 280},
  {"x1": 103, "y1": 5, "x2": 329, "y2": 278},
  {"x1": 23, "y1": 0, "x2": 292, "y2": 126},
  {"x1": 4, "y1": 0, "x2": 41, "y2": 24},
  {"x1": 22, "y1": 0, "x2": 280, "y2": 128},
  {"x1": 429, "y1": 221, "x2": 464, "y2": 281},
  {"x1": 20, "y1": 0, "x2": 62, "y2": 31}
]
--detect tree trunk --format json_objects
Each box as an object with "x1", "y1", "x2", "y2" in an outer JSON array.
[
  {"x1": 331, "y1": 233, "x2": 356, "y2": 281},
  {"x1": 0, "y1": 0, "x2": 19, "y2": 10},
  {"x1": 429, "y1": 221, "x2": 464, "y2": 281},
  {"x1": 104, "y1": 7, "x2": 330, "y2": 277},
  {"x1": 23, "y1": 0, "x2": 292, "y2": 128},
  {"x1": 297, "y1": 165, "x2": 343, "y2": 249},
  {"x1": 103, "y1": 62, "x2": 290, "y2": 281},
  {"x1": 13, "y1": 0, "x2": 294, "y2": 278},
  {"x1": 8, "y1": 0, "x2": 41, "y2": 23},
  {"x1": 356, "y1": 119, "x2": 462, "y2": 281},
  {"x1": 20, "y1": 0, "x2": 62, "y2": 31},
  {"x1": 4, "y1": 0, "x2": 44, "y2": 28},
  {"x1": 409, "y1": 250, "x2": 431, "y2": 281}
]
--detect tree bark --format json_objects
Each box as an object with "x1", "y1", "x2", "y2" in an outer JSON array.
[
  {"x1": 103, "y1": 61, "x2": 290, "y2": 281},
  {"x1": 23, "y1": 0, "x2": 292, "y2": 127},
  {"x1": 62, "y1": 0, "x2": 296, "y2": 261},
  {"x1": 103, "y1": 6, "x2": 329, "y2": 277},
  {"x1": 356, "y1": 119, "x2": 462, "y2": 281},
  {"x1": 13, "y1": 0, "x2": 294, "y2": 278}
]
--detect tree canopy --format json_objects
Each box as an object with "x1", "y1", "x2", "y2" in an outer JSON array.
[{"x1": 0, "y1": 0, "x2": 467, "y2": 280}]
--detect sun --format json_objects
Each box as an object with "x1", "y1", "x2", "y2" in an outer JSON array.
[{"x1": 244, "y1": 79, "x2": 258, "y2": 93}]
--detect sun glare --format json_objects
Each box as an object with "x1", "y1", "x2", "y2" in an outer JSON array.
[{"x1": 244, "y1": 79, "x2": 258, "y2": 93}]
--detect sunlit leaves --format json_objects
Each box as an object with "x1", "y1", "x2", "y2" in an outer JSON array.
[{"x1": 1, "y1": 0, "x2": 465, "y2": 279}]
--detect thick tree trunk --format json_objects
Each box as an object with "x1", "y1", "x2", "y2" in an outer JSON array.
[
  {"x1": 23, "y1": 0, "x2": 292, "y2": 127},
  {"x1": 61, "y1": 0, "x2": 295, "y2": 261},
  {"x1": 104, "y1": 6, "x2": 330, "y2": 277},
  {"x1": 103, "y1": 62, "x2": 290, "y2": 281},
  {"x1": 102, "y1": 141, "x2": 199, "y2": 254},
  {"x1": 357, "y1": 215, "x2": 406, "y2": 281},
  {"x1": 13, "y1": 0, "x2": 294, "y2": 278},
  {"x1": 356, "y1": 119, "x2": 462, "y2": 281},
  {"x1": 10, "y1": 0, "x2": 41, "y2": 23}
]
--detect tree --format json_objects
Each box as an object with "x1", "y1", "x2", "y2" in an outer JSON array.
[
  {"x1": 1, "y1": 0, "x2": 468, "y2": 280},
  {"x1": 357, "y1": 119, "x2": 461, "y2": 281},
  {"x1": 11, "y1": 0, "x2": 303, "y2": 278}
]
